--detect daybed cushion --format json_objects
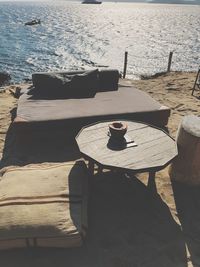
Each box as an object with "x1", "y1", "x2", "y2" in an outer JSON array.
[
  {"x1": 14, "y1": 87, "x2": 170, "y2": 131},
  {"x1": 70, "y1": 69, "x2": 99, "y2": 98},
  {"x1": 32, "y1": 72, "x2": 69, "y2": 97},
  {"x1": 98, "y1": 69, "x2": 119, "y2": 92},
  {"x1": 32, "y1": 69, "x2": 99, "y2": 98},
  {"x1": 0, "y1": 161, "x2": 88, "y2": 250}
]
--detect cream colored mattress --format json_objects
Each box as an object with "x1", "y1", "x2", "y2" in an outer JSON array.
[{"x1": 0, "y1": 161, "x2": 88, "y2": 249}]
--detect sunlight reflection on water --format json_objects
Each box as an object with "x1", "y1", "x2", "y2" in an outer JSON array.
[{"x1": 0, "y1": 1, "x2": 200, "y2": 82}]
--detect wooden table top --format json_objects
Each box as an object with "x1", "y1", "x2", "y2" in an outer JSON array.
[{"x1": 76, "y1": 120, "x2": 178, "y2": 173}]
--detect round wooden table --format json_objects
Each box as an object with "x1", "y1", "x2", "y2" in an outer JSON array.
[{"x1": 76, "y1": 120, "x2": 178, "y2": 192}]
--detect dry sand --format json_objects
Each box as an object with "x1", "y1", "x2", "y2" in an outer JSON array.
[{"x1": 0, "y1": 71, "x2": 199, "y2": 267}]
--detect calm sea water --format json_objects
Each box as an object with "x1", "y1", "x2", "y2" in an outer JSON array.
[{"x1": 0, "y1": 1, "x2": 200, "y2": 83}]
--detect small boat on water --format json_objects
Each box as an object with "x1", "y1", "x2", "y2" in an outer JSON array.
[
  {"x1": 25, "y1": 19, "x2": 41, "y2": 26},
  {"x1": 82, "y1": 0, "x2": 102, "y2": 4}
]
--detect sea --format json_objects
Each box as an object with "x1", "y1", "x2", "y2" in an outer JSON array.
[{"x1": 0, "y1": 1, "x2": 200, "y2": 83}]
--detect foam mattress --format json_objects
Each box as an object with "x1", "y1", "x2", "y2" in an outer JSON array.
[{"x1": 14, "y1": 86, "x2": 170, "y2": 133}]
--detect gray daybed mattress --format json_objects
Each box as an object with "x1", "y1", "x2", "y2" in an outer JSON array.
[{"x1": 14, "y1": 86, "x2": 170, "y2": 134}]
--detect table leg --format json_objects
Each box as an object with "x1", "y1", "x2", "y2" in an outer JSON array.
[
  {"x1": 147, "y1": 171, "x2": 157, "y2": 194},
  {"x1": 97, "y1": 165, "x2": 103, "y2": 174},
  {"x1": 88, "y1": 160, "x2": 95, "y2": 190},
  {"x1": 88, "y1": 160, "x2": 95, "y2": 176}
]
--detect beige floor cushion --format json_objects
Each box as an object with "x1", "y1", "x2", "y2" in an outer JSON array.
[{"x1": 0, "y1": 160, "x2": 88, "y2": 250}]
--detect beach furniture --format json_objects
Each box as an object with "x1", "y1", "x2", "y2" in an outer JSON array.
[
  {"x1": 76, "y1": 120, "x2": 178, "y2": 194},
  {"x1": 13, "y1": 69, "x2": 170, "y2": 137},
  {"x1": 169, "y1": 115, "x2": 200, "y2": 185},
  {"x1": 192, "y1": 66, "x2": 200, "y2": 96},
  {"x1": 0, "y1": 161, "x2": 88, "y2": 249}
]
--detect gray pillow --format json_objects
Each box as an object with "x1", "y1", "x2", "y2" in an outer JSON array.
[
  {"x1": 32, "y1": 73, "x2": 72, "y2": 98},
  {"x1": 69, "y1": 69, "x2": 99, "y2": 98},
  {"x1": 98, "y1": 69, "x2": 119, "y2": 92},
  {"x1": 31, "y1": 70, "x2": 99, "y2": 99}
]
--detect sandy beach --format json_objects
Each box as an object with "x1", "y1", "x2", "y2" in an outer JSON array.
[{"x1": 0, "y1": 71, "x2": 199, "y2": 267}]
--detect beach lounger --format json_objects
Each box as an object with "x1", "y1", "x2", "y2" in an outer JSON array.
[{"x1": 13, "y1": 69, "x2": 171, "y2": 137}]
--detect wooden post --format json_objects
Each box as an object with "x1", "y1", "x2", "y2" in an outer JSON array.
[
  {"x1": 123, "y1": 51, "x2": 128, "y2": 79},
  {"x1": 192, "y1": 68, "x2": 200, "y2": 96},
  {"x1": 167, "y1": 51, "x2": 173, "y2": 72}
]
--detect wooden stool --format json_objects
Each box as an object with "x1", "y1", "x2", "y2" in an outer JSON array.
[{"x1": 169, "y1": 115, "x2": 200, "y2": 185}]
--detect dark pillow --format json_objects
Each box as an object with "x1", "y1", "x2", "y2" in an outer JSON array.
[
  {"x1": 31, "y1": 70, "x2": 99, "y2": 99},
  {"x1": 32, "y1": 73, "x2": 72, "y2": 98},
  {"x1": 98, "y1": 69, "x2": 119, "y2": 92},
  {"x1": 69, "y1": 69, "x2": 99, "y2": 98}
]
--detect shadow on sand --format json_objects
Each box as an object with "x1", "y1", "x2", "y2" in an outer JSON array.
[
  {"x1": 172, "y1": 180, "x2": 200, "y2": 266},
  {"x1": 0, "y1": 121, "x2": 81, "y2": 168},
  {"x1": 0, "y1": 171, "x2": 188, "y2": 266},
  {"x1": 0, "y1": 117, "x2": 188, "y2": 266}
]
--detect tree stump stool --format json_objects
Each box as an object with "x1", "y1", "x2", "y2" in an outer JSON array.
[{"x1": 169, "y1": 115, "x2": 200, "y2": 185}]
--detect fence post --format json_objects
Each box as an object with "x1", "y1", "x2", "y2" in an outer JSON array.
[
  {"x1": 123, "y1": 51, "x2": 128, "y2": 79},
  {"x1": 167, "y1": 51, "x2": 173, "y2": 72}
]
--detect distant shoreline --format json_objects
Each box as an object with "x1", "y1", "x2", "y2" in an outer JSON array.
[{"x1": 88, "y1": 0, "x2": 200, "y2": 5}]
